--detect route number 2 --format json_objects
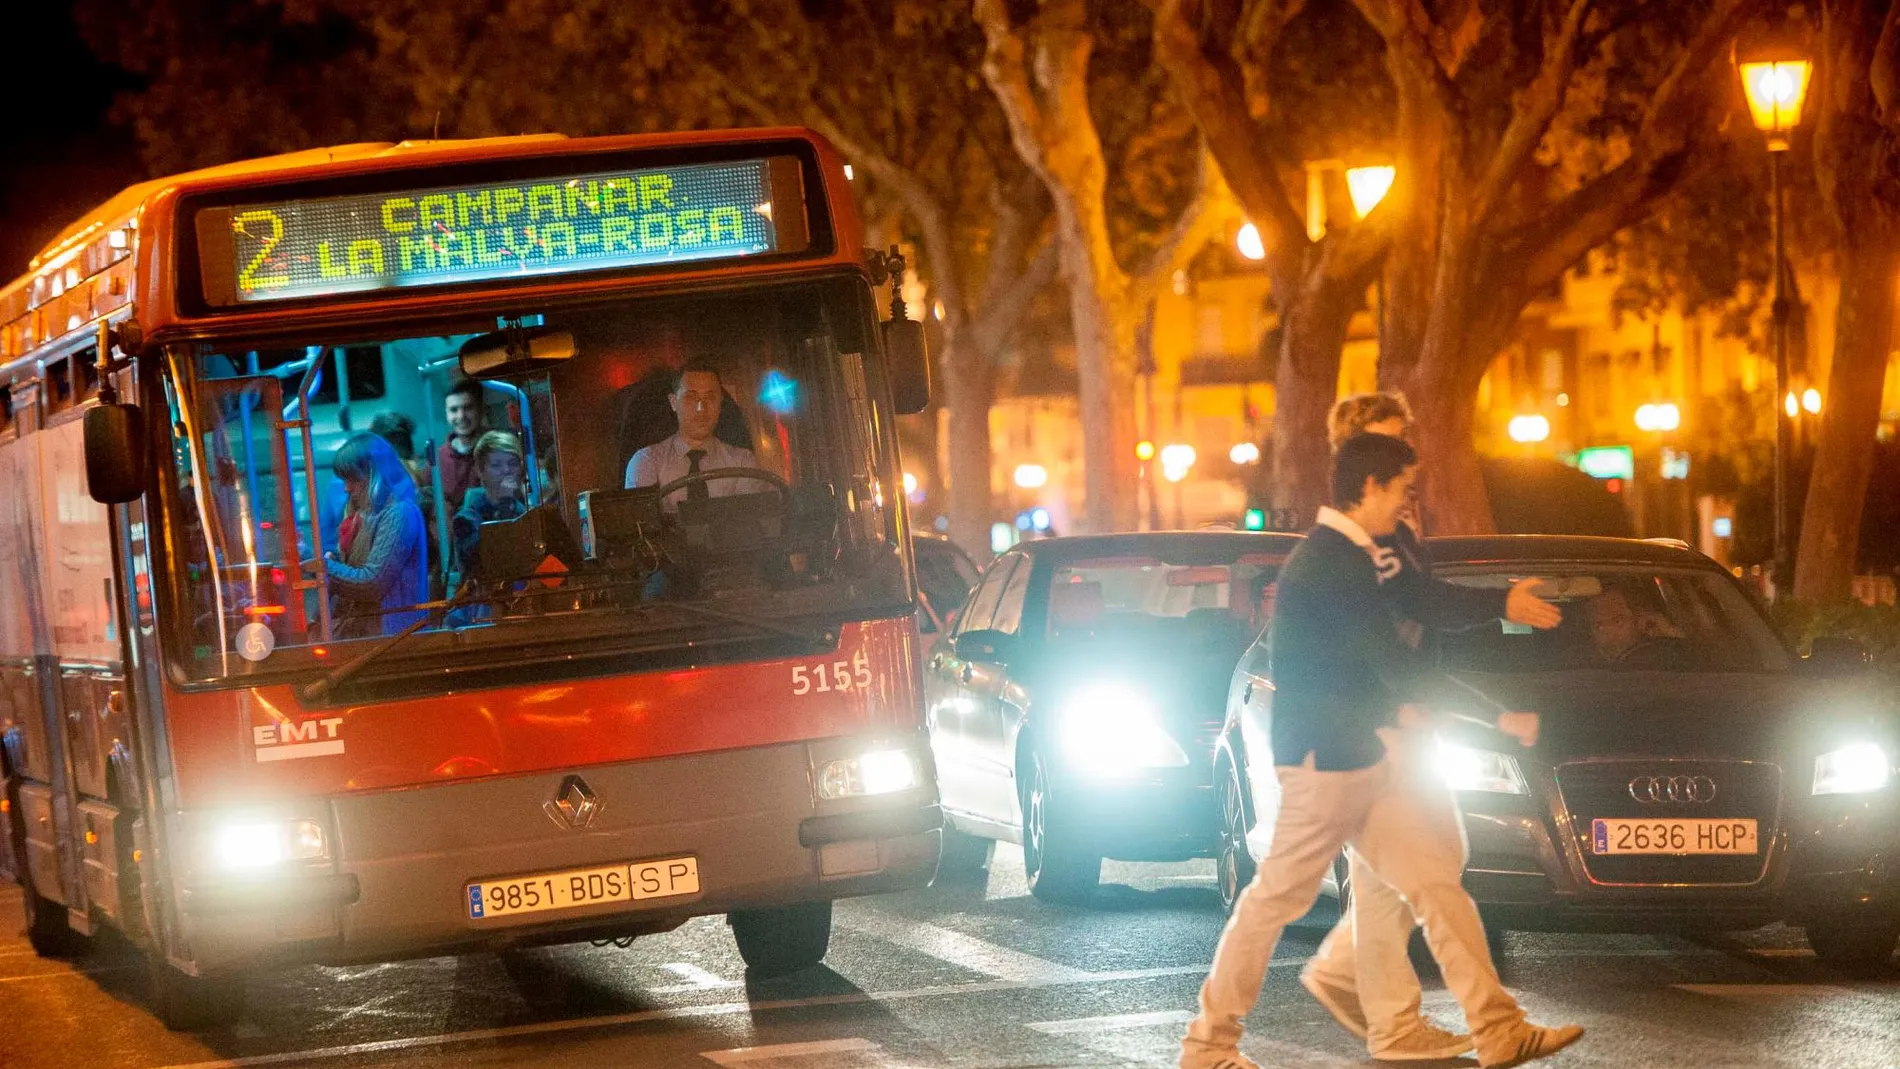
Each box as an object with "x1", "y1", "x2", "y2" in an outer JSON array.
[{"x1": 792, "y1": 650, "x2": 872, "y2": 695}]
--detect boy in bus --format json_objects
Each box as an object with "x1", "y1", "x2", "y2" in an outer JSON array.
[
  {"x1": 624, "y1": 360, "x2": 764, "y2": 506},
  {"x1": 319, "y1": 433, "x2": 430, "y2": 637},
  {"x1": 438, "y1": 378, "x2": 486, "y2": 512},
  {"x1": 452, "y1": 430, "x2": 529, "y2": 572}
]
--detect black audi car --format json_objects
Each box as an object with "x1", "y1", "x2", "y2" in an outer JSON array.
[
  {"x1": 1217, "y1": 536, "x2": 1900, "y2": 967},
  {"x1": 925, "y1": 532, "x2": 1299, "y2": 902}
]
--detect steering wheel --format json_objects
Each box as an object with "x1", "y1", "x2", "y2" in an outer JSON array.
[
  {"x1": 653, "y1": 466, "x2": 792, "y2": 505},
  {"x1": 1614, "y1": 635, "x2": 1688, "y2": 668}
]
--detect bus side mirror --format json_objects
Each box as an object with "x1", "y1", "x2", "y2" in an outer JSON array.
[
  {"x1": 883, "y1": 318, "x2": 930, "y2": 415},
  {"x1": 84, "y1": 403, "x2": 148, "y2": 504}
]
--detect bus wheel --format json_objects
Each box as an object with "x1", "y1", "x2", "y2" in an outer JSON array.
[
  {"x1": 20, "y1": 868, "x2": 88, "y2": 959},
  {"x1": 149, "y1": 962, "x2": 245, "y2": 1031},
  {"x1": 728, "y1": 900, "x2": 832, "y2": 978}
]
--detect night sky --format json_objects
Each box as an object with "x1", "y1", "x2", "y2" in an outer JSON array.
[{"x1": 0, "y1": 0, "x2": 139, "y2": 279}]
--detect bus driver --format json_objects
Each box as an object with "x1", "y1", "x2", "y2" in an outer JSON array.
[{"x1": 625, "y1": 360, "x2": 763, "y2": 506}]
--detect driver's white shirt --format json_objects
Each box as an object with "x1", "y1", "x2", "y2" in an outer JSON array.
[{"x1": 624, "y1": 434, "x2": 763, "y2": 506}]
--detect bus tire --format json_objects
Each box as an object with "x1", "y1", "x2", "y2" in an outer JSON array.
[
  {"x1": 728, "y1": 900, "x2": 832, "y2": 977},
  {"x1": 150, "y1": 961, "x2": 245, "y2": 1031},
  {"x1": 20, "y1": 865, "x2": 88, "y2": 959}
]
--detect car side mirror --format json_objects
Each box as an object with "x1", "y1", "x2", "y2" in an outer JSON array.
[
  {"x1": 1806, "y1": 636, "x2": 1871, "y2": 675},
  {"x1": 883, "y1": 318, "x2": 930, "y2": 415},
  {"x1": 954, "y1": 628, "x2": 1013, "y2": 665},
  {"x1": 84, "y1": 403, "x2": 147, "y2": 504}
]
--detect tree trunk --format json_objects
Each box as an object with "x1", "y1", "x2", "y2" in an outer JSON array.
[
  {"x1": 1056, "y1": 235, "x2": 1139, "y2": 532},
  {"x1": 942, "y1": 329, "x2": 997, "y2": 558},
  {"x1": 1793, "y1": 240, "x2": 1897, "y2": 601},
  {"x1": 1269, "y1": 282, "x2": 1359, "y2": 525}
]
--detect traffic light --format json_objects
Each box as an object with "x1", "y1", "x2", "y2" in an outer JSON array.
[
  {"x1": 1135, "y1": 440, "x2": 1156, "y2": 461},
  {"x1": 1242, "y1": 508, "x2": 1266, "y2": 531}
]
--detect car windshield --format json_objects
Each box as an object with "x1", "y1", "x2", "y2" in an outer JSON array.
[
  {"x1": 1044, "y1": 552, "x2": 1286, "y2": 648},
  {"x1": 159, "y1": 278, "x2": 909, "y2": 682},
  {"x1": 1435, "y1": 565, "x2": 1793, "y2": 674}
]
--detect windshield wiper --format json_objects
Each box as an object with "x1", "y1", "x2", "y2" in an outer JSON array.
[
  {"x1": 300, "y1": 582, "x2": 479, "y2": 703},
  {"x1": 300, "y1": 584, "x2": 835, "y2": 703},
  {"x1": 635, "y1": 599, "x2": 837, "y2": 646}
]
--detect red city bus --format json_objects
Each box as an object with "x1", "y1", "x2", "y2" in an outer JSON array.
[{"x1": 0, "y1": 128, "x2": 941, "y2": 1028}]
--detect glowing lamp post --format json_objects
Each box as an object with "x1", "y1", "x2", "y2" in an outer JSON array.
[
  {"x1": 1346, "y1": 165, "x2": 1396, "y2": 356},
  {"x1": 1634, "y1": 403, "x2": 1681, "y2": 433},
  {"x1": 1507, "y1": 414, "x2": 1551, "y2": 444},
  {"x1": 1737, "y1": 46, "x2": 1812, "y2": 591},
  {"x1": 1345, "y1": 166, "x2": 1395, "y2": 219}
]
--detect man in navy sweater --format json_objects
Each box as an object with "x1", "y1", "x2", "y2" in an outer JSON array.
[
  {"x1": 1180, "y1": 434, "x2": 1582, "y2": 1069},
  {"x1": 1301, "y1": 394, "x2": 1563, "y2": 1061}
]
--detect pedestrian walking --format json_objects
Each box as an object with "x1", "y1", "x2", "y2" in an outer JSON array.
[
  {"x1": 1180, "y1": 433, "x2": 1583, "y2": 1069},
  {"x1": 1298, "y1": 394, "x2": 1563, "y2": 1061}
]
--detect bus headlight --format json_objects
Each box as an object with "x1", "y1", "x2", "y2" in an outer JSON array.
[
  {"x1": 209, "y1": 819, "x2": 327, "y2": 871},
  {"x1": 1061, "y1": 684, "x2": 1188, "y2": 774},
  {"x1": 1813, "y1": 742, "x2": 1892, "y2": 796},
  {"x1": 818, "y1": 749, "x2": 921, "y2": 800},
  {"x1": 1437, "y1": 742, "x2": 1528, "y2": 795}
]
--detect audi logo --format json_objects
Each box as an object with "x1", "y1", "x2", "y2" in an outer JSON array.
[{"x1": 1628, "y1": 774, "x2": 1717, "y2": 804}]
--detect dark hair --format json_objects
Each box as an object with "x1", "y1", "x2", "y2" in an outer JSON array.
[
  {"x1": 672, "y1": 360, "x2": 723, "y2": 393},
  {"x1": 1331, "y1": 432, "x2": 1417, "y2": 509},
  {"x1": 445, "y1": 379, "x2": 483, "y2": 408},
  {"x1": 367, "y1": 411, "x2": 417, "y2": 459}
]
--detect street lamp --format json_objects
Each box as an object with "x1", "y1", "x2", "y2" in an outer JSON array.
[
  {"x1": 1737, "y1": 44, "x2": 1812, "y2": 591},
  {"x1": 1507, "y1": 414, "x2": 1551, "y2": 444},
  {"x1": 1634, "y1": 402, "x2": 1681, "y2": 433},
  {"x1": 1235, "y1": 222, "x2": 1266, "y2": 261},
  {"x1": 1345, "y1": 166, "x2": 1395, "y2": 219},
  {"x1": 1346, "y1": 166, "x2": 1396, "y2": 359}
]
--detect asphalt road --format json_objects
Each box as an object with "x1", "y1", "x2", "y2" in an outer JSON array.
[{"x1": 3, "y1": 847, "x2": 1897, "y2": 1069}]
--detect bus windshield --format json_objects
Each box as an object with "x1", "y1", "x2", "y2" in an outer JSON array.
[{"x1": 159, "y1": 277, "x2": 911, "y2": 683}]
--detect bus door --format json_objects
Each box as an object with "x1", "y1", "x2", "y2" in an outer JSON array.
[{"x1": 184, "y1": 374, "x2": 321, "y2": 649}]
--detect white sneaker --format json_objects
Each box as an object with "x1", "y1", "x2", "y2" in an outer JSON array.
[
  {"x1": 1478, "y1": 1022, "x2": 1585, "y2": 1068},
  {"x1": 1370, "y1": 1021, "x2": 1475, "y2": 1061}
]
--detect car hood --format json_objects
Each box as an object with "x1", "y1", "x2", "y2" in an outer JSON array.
[{"x1": 1443, "y1": 669, "x2": 1877, "y2": 764}]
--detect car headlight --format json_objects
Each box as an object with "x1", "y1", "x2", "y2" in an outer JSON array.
[
  {"x1": 1437, "y1": 741, "x2": 1528, "y2": 795},
  {"x1": 1813, "y1": 742, "x2": 1892, "y2": 796},
  {"x1": 1060, "y1": 683, "x2": 1188, "y2": 774},
  {"x1": 818, "y1": 748, "x2": 921, "y2": 800},
  {"x1": 208, "y1": 818, "x2": 327, "y2": 871}
]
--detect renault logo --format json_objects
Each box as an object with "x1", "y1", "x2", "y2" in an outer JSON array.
[
  {"x1": 544, "y1": 775, "x2": 602, "y2": 830},
  {"x1": 1628, "y1": 774, "x2": 1717, "y2": 804}
]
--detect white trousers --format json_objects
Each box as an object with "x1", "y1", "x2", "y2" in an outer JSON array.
[
  {"x1": 1305, "y1": 726, "x2": 1473, "y2": 1043},
  {"x1": 1181, "y1": 749, "x2": 1523, "y2": 1064}
]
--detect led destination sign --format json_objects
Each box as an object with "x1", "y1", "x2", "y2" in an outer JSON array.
[{"x1": 195, "y1": 156, "x2": 809, "y2": 306}]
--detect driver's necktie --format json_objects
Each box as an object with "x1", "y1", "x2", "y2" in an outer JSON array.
[{"x1": 685, "y1": 449, "x2": 710, "y2": 504}]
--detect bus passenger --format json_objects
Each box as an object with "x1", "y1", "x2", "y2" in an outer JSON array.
[
  {"x1": 624, "y1": 361, "x2": 761, "y2": 506},
  {"x1": 321, "y1": 433, "x2": 429, "y2": 637},
  {"x1": 438, "y1": 379, "x2": 486, "y2": 512},
  {"x1": 319, "y1": 411, "x2": 431, "y2": 555},
  {"x1": 452, "y1": 430, "x2": 528, "y2": 572}
]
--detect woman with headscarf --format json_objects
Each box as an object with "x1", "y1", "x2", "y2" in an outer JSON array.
[{"x1": 322, "y1": 433, "x2": 429, "y2": 637}]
